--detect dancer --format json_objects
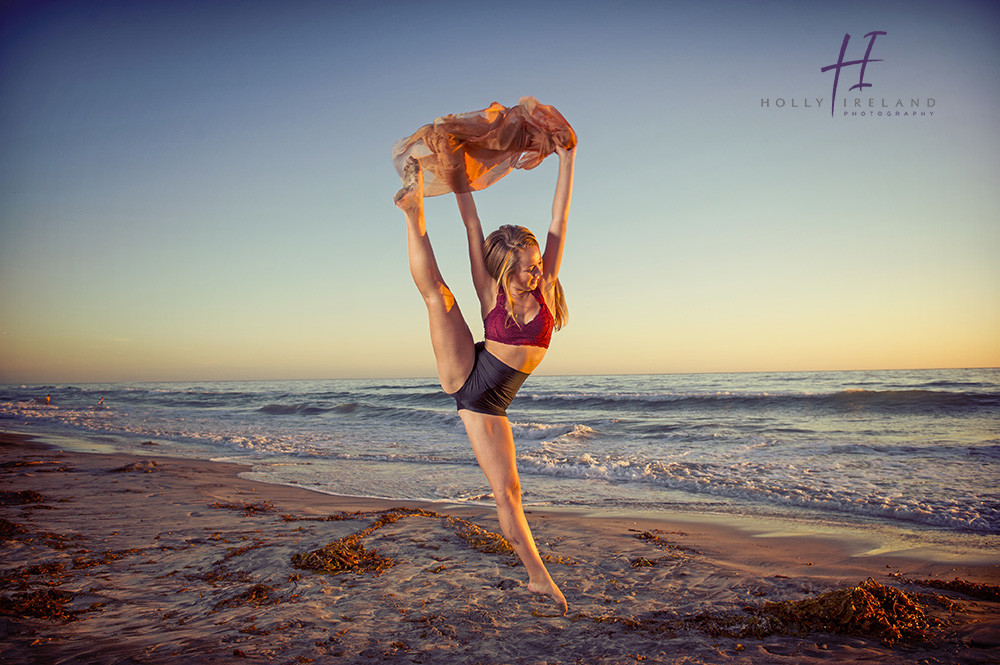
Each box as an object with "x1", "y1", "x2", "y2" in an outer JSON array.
[{"x1": 394, "y1": 134, "x2": 575, "y2": 613}]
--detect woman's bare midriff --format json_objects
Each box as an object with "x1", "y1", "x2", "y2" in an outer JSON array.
[{"x1": 483, "y1": 340, "x2": 547, "y2": 375}]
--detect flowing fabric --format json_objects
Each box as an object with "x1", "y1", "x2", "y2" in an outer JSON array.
[{"x1": 391, "y1": 97, "x2": 576, "y2": 196}]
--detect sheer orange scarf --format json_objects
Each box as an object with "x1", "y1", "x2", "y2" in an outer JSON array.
[{"x1": 391, "y1": 97, "x2": 576, "y2": 196}]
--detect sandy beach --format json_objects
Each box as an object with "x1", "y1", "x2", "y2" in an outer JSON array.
[{"x1": 1, "y1": 430, "x2": 997, "y2": 664}]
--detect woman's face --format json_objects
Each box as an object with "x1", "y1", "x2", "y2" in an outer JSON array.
[{"x1": 509, "y1": 246, "x2": 543, "y2": 293}]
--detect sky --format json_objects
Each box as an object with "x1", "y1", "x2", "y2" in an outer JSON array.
[{"x1": 1, "y1": 0, "x2": 998, "y2": 383}]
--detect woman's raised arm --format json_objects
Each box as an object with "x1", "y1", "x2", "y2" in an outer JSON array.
[
  {"x1": 455, "y1": 191, "x2": 495, "y2": 315},
  {"x1": 542, "y1": 145, "x2": 575, "y2": 283}
]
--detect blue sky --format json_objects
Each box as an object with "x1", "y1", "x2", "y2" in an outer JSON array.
[{"x1": 1, "y1": 0, "x2": 998, "y2": 382}]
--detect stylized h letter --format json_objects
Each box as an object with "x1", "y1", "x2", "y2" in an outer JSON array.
[{"x1": 821, "y1": 31, "x2": 887, "y2": 117}]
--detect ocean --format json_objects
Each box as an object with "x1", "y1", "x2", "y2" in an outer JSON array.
[{"x1": 3, "y1": 368, "x2": 998, "y2": 547}]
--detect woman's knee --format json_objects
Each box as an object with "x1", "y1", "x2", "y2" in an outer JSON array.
[
  {"x1": 418, "y1": 281, "x2": 458, "y2": 312},
  {"x1": 495, "y1": 477, "x2": 522, "y2": 506}
]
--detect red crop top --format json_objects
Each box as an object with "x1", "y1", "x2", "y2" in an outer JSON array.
[{"x1": 484, "y1": 287, "x2": 554, "y2": 349}]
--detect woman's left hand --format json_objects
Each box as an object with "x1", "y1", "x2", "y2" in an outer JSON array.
[{"x1": 554, "y1": 144, "x2": 576, "y2": 160}]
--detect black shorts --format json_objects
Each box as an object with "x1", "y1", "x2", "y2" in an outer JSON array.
[{"x1": 449, "y1": 342, "x2": 529, "y2": 416}]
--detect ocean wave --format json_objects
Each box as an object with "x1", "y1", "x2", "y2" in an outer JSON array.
[
  {"x1": 0, "y1": 401, "x2": 113, "y2": 421},
  {"x1": 559, "y1": 424, "x2": 599, "y2": 442},
  {"x1": 259, "y1": 403, "x2": 326, "y2": 415},
  {"x1": 634, "y1": 423, "x2": 685, "y2": 435},
  {"x1": 362, "y1": 382, "x2": 441, "y2": 392},
  {"x1": 312, "y1": 451, "x2": 479, "y2": 466},
  {"x1": 0, "y1": 396, "x2": 463, "y2": 453},
  {"x1": 818, "y1": 442, "x2": 1000, "y2": 460},
  {"x1": 251, "y1": 398, "x2": 457, "y2": 428},
  {"x1": 524, "y1": 388, "x2": 1000, "y2": 414},
  {"x1": 514, "y1": 451, "x2": 1000, "y2": 533},
  {"x1": 826, "y1": 389, "x2": 1000, "y2": 411},
  {"x1": 510, "y1": 422, "x2": 596, "y2": 441},
  {"x1": 916, "y1": 379, "x2": 995, "y2": 389},
  {"x1": 153, "y1": 388, "x2": 283, "y2": 408},
  {"x1": 256, "y1": 402, "x2": 360, "y2": 416}
]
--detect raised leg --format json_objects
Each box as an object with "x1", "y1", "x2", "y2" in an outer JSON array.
[
  {"x1": 396, "y1": 158, "x2": 475, "y2": 392},
  {"x1": 460, "y1": 410, "x2": 568, "y2": 614}
]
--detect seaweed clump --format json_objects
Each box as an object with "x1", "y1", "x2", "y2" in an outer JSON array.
[
  {"x1": 109, "y1": 460, "x2": 158, "y2": 473},
  {"x1": 292, "y1": 534, "x2": 395, "y2": 575},
  {"x1": 213, "y1": 583, "x2": 280, "y2": 611},
  {"x1": 760, "y1": 578, "x2": 934, "y2": 645},
  {"x1": 0, "y1": 588, "x2": 78, "y2": 621},
  {"x1": 448, "y1": 517, "x2": 516, "y2": 557},
  {"x1": 0, "y1": 518, "x2": 26, "y2": 541},
  {"x1": 73, "y1": 548, "x2": 144, "y2": 569},
  {"x1": 903, "y1": 577, "x2": 1000, "y2": 603},
  {"x1": 290, "y1": 508, "x2": 519, "y2": 576},
  {"x1": 590, "y1": 579, "x2": 946, "y2": 645},
  {"x1": 631, "y1": 528, "x2": 697, "y2": 554},
  {"x1": 210, "y1": 501, "x2": 275, "y2": 516},
  {"x1": 291, "y1": 508, "x2": 450, "y2": 576},
  {"x1": 0, "y1": 490, "x2": 45, "y2": 506}
]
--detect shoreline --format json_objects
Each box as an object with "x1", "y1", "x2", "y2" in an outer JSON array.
[
  {"x1": 2, "y1": 430, "x2": 998, "y2": 663},
  {"x1": 14, "y1": 422, "x2": 999, "y2": 566}
]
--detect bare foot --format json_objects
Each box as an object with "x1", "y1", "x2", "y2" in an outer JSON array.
[
  {"x1": 394, "y1": 157, "x2": 423, "y2": 213},
  {"x1": 528, "y1": 577, "x2": 568, "y2": 615}
]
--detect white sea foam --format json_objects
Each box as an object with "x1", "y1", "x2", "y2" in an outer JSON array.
[{"x1": 515, "y1": 451, "x2": 999, "y2": 532}]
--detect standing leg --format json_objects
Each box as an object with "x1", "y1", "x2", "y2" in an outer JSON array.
[
  {"x1": 460, "y1": 410, "x2": 568, "y2": 614},
  {"x1": 395, "y1": 158, "x2": 475, "y2": 392}
]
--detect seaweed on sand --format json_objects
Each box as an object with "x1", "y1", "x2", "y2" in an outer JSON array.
[
  {"x1": 291, "y1": 509, "x2": 423, "y2": 575},
  {"x1": 0, "y1": 460, "x2": 73, "y2": 473},
  {"x1": 210, "y1": 501, "x2": 275, "y2": 516},
  {"x1": 109, "y1": 460, "x2": 158, "y2": 473},
  {"x1": 0, "y1": 490, "x2": 45, "y2": 506},
  {"x1": 589, "y1": 578, "x2": 947, "y2": 646},
  {"x1": 0, "y1": 562, "x2": 69, "y2": 592},
  {"x1": 758, "y1": 578, "x2": 937, "y2": 644},
  {"x1": 290, "y1": 508, "x2": 517, "y2": 576},
  {"x1": 0, "y1": 517, "x2": 26, "y2": 540},
  {"x1": 0, "y1": 588, "x2": 78, "y2": 621},
  {"x1": 73, "y1": 548, "x2": 145, "y2": 569},
  {"x1": 448, "y1": 517, "x2": 516, "y2": 557},
  {"x1": 213, "y1": 583, "x2": 280, "y2": 611},
  {"x1": 292, "y1": 534, "x2": 396, "y2": 575},
  {"x1": 900, "y1": 577, "x2": 1000, "y2": 603},
  {"x1": 631, "y1": 529, "x2": 698, "y2": 554}
]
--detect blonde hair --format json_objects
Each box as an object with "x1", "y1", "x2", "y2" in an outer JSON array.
[{"x1": 483, "y1": 225, "x2": 568, "y2": 331}]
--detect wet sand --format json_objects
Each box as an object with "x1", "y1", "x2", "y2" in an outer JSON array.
[{"x1": 1, "y1": 431, "x2": 997, "y2": 664}]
